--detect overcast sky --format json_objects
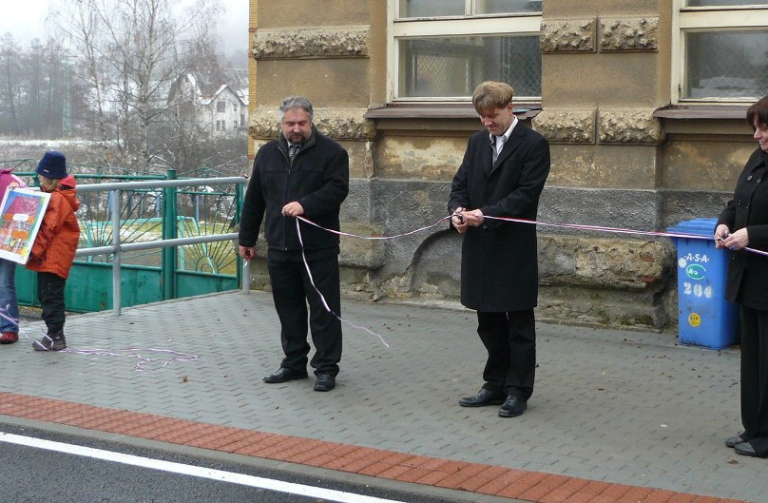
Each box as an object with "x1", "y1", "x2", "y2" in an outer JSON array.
[{"x1": 0, "y1": 0, "x2": 250, "y2": 54}]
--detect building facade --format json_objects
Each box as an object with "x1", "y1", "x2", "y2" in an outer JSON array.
[{"x1": 245, "y1": 0, "x2": 767, "y2": 331}]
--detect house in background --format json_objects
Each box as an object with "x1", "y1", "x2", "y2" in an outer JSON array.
[{"x1": 168, "y1": 74, "x2": 248, "y2": 137}]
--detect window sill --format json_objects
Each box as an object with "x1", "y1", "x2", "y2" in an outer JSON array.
[
  {"x1": 365, "y1": 103, "x2": 541, "y2": 134},
  {"x1": 365, "y1": 103, "x2": 541, "y2": 119},
  {"x1": 653, "y1": 104, "x2": 749, "y2": 120},
  {"x1": 653, "y1": 104, "x2": 752, "y2": 136}
]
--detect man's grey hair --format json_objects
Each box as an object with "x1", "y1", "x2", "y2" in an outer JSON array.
[{"x1": 279, "y1": 96, "x2": 314, "y2": 123}]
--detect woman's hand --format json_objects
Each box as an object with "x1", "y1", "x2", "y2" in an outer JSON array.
[
  {"x1": 723, "y1": 228, "x2": 749, "y2": 250},
  {"x1": 714, "y1": 224, "x2": 730, "y2": 249}
]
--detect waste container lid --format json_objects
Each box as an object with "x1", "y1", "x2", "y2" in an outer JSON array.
[{"x1": 667, "y1": 217, "x2": 718, "y2": 237}]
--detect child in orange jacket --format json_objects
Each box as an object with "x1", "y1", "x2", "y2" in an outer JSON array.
[{"x1": 25, "y1": 151, "x2": 80, "y2": 351}]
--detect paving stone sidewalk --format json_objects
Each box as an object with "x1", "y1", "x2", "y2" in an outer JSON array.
[{"x1": 0, "y1": 291, "x2": 762, "y2": 502}]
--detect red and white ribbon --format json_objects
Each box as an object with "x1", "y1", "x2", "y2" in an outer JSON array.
[
  {"x1": 293, "y1": 212, "x2": 768, "y2": 346},
  {"x1": 295, "y1": 219, "x2": 393, "y2": 347},
  {"x1": 480, "y1": 215, "x2": 768, "y2": 257}
]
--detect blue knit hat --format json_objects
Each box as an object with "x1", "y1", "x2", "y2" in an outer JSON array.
[{"x1": 36, "y1": 151, "x2": 68, "y2": 179}]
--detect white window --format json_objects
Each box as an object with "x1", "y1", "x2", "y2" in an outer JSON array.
[
  {"x1": 674, "y1": 0, "x2": 768, "y2": 102},
  {"x1": 388, "y1": 0, "x2": 543, "y2": 102}
]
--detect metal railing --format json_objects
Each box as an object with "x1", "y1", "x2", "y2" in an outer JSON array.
[{"x1": 74, "y1": 176, "x2": 249, "y2": 315}]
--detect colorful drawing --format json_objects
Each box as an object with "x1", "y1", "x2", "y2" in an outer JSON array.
[{"x1": 0, "y1": 188, "x2": 51, "y2": 264}]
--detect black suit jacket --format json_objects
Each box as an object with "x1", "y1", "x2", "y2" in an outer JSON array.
[
  {"x1": 448, "y1": 122, "x2": 550, "y2": 312},
  {"x1": 718, "y1": 147, "x2": 768, "y2": 309}
]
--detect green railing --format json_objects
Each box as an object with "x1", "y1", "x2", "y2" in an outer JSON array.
[{"x1": 9, "y1": 167, "x2": 247, "y2": 314}]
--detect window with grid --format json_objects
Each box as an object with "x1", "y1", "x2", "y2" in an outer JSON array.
[
  {"x1": 389, "y1": 0, "x2": 543, "y2": 101},
  {"x1": 675, "y1": 1, "x2": 768, "y2": 102}
]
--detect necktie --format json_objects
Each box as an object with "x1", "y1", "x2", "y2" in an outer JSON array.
[
  {"x1": 289, "y1": 144, "x2": 300, "y2": 161},
  {"x1": 492, "y1": 135, "x2": 506, "y2": 163}
]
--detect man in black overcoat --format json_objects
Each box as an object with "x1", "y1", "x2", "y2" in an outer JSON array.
[{"x1": 448, "y1": 81, "x2": 550, "y2": 418}]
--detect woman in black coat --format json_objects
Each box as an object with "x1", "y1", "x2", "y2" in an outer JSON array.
[{"x1": 716, "y1": 95, "x2": 768, "y2": 458}]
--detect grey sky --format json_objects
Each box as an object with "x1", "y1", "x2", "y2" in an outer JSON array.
[{"x1": 0, "y1": 0, "x2": 249, "y2": 54}]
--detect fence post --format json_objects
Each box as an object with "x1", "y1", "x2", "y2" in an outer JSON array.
[
  {"x1": 234, "y1": 181, "x2": 248, "y2": 293},
  {"x1": 111, "y1": 189, "x2": 122, "y2": 316},
  {"x1": 162, "y1": 169, "x2": 177, "y2": 300}
]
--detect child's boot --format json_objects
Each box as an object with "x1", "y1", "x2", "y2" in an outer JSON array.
[
  {"x1": 32, "y1": 330, "x2": 67, "y2": 351},
  {"x1": 0, "y1": 332, "x2": 18, "y2": 344}
]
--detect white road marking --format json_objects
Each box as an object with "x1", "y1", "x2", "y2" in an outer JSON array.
[{"x1": 0, "y1": 432, "x2": 407, "y2": 503}]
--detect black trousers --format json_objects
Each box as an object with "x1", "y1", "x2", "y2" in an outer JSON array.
[
  {"x1": 476, "y1": 309, "x2": 536, "y2": 400},
  {"x1": 268, "y1": 256, "x2": 342, "y2": 376},
  {"x1": 740, "y1": 305, "x2": 768, "y2": 456},
  {"x1": 37, "y1": 272, "x2": 67, "y2": 334}
]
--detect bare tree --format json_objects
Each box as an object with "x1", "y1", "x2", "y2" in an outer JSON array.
[
  {"x1": 0, "y1": 0, "x2": 247, "y2": 175},
  {"x1": 55, "y1": 0, "x2": 222, "y2": 172},
  {"x1": 0, "y1": 34, "x2": 22, "y2": 136},
  {"x1": 59, "y1": 2, "x2": 112, "y2": 153},
  {"x1": 0, "y1": 34, "x2": 72, "y2": 138}
]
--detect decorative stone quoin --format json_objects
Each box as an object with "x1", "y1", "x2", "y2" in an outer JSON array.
[
  {"x1": 540, "y1": 18, "x2": 597, "y2": 53},
  {"x1": 598, "y1": 109, "x2": 662, "y2": 144},
  {"x1": 253, "y1": 26, "x2": 369, "y2": 60},
  {"x1": 534, "y1": 109, "x2": 596, "y2": 144},
  {"x1": 599, "y1": 17, "x2": 659, "y2": 52},
  {"x1": 249, "y1": 108, "x2": 375, "y2": 141}
]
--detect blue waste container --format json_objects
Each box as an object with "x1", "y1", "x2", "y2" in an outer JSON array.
[{"x1": 667, "y1": 218, "x2": 739, "y2": 349}]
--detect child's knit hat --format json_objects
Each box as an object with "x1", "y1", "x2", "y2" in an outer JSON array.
[{"x1": 36, "y1": 151, "x2": 68, "y2": 179}]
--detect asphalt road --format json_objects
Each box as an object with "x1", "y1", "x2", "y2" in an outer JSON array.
[{"x1": 0, "y1": 422, "x2": 484, "y2": 503}]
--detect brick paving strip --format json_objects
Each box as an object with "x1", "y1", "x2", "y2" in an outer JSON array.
[{"x1": 0, "y1": 392, "x2": 752, "y2": 503}]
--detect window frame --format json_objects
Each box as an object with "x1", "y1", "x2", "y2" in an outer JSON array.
[
  {"x1": 672, "y1": 0, "x2": 768, "y2": 104},
  {"x1": 386, "y1": 1, "x2": 542, "y2": 103}
]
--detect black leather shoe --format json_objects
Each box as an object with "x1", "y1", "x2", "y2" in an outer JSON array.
[
  {"x1": 263, "y1": 367, "x2": 308, "y2": 383},
  {"x1": 726, "y1": 433, "x2": 749, "y2": 448},
  {"x1": 734, "y1": 442, "x2": 761, "y2": 457},
  {"x1": 458, "y1": 389, "x2": 505, "y2": 407},
  {"x1": 498, "y1": 396, "x2": 527, "y2": 418},
  {"x1": 314, "y1": 373, "x2": 336, "y2": 392}
]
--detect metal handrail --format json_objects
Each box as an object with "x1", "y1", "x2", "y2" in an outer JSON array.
[
  {"x1": 73, "y1": 176, "x2": 249, "y2": 315},
  {"x1": 75, "y1": 176, "x2": 246, "y2": 192},
  {"x1": 76, "y1": 234, "x2": 240, "y2": 256}
]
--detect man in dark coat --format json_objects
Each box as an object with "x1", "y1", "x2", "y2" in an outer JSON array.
[
  {"x1": 448, "y1": 81, "x2": 550, "y2": 418},
  {"x1": 239, "y1": 96, "x2": 349, "y2": 392}
]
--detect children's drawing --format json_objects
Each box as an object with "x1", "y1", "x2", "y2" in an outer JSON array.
[{"x1": 0, "y1": 188, "x2": 51, "y2": 264}]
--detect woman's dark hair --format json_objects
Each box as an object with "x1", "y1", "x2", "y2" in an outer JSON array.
[{"x1": 746, "y1": 95, "x2": 768, "y2": 130}]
